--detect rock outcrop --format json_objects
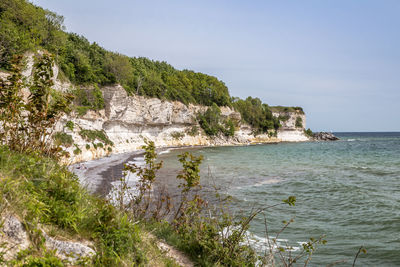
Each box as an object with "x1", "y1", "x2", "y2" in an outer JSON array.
[
  {"x1": 313, "y1": 132, "x2": 339, "y2": 141},
  {"x1": 0, "y1": 214, "x2": 95, "y2": 264}
]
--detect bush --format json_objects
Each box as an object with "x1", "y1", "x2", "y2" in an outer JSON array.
[
  {"x1": 73, "y1": 144, "x2": 82, "y2": 155},
  {"x1": 232, "y1": 96, "x2": 280, "y2": 135},
  {"x1": 79, "y1": 129, "x2": 113, "y2": 146},
  {"x1": 304, "y1": 128, "x2": 313, "y2": 137},
  {"x1": 65, "y1": 120, "x2": 74, "y2": 131},
  {"x1": 278, "y1": 114, "x2": 290, "y2": 122},
  {"x1": 197, "y1": 103, "x2": 236, "y2": 137},
  {"x1": 52, "y1": 132, "x2": 73, "y2": 147},
  {"x1": 0, "y1": 53, "x2": 73, "y2": 156},
  {"x1": 171, "y1": 131, "x2": 185, "y2": 140},
  {"x1": 295, "y1": 117, "x2": 303, "y2": 128},
  {"x1": 185, "y1": 126, "x2": 199, "y2": 136},
  {"x1": 0, "y1": 146, "x2": 145, "y2": 265}
]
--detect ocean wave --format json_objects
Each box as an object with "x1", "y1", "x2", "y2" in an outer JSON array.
[
  {"x1": 234, "y1": 177, "x2": 282, "y2": 191},
  {"x1": 221, "y1": 227, "x2": 302, "y2": 253},
  {"x1": 158, "y1": 148, "x2": 171, "y2": 155}
]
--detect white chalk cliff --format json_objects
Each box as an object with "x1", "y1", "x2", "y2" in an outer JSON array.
[{"x1": 1, "y1": 53, "x2": 310, "y2": 164}]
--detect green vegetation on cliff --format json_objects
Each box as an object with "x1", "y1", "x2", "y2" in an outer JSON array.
[
  {"x1": 232, "y1": 97, "x2": 281, "y2": 134},
  {"x1": 0, "y1": 0, "x2": 230, "y2": 107},
  {"x1": 0, "y1": 0, "x2": 306, "y2": 138}
]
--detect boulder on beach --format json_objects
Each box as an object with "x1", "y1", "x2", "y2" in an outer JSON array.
[{"x1": 313, "y1": 132, "x2": 339, "y2": 141}]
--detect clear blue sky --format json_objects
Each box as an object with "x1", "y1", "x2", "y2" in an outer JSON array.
[{"x1": 32, "y1": 0, "x2": 400, "y2": 132}]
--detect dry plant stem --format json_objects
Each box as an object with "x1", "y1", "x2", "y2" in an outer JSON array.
[{"x1": 352, "y1": 246, "x2": 364, "y2": 267}]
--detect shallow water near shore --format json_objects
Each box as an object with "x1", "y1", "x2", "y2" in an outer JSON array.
[{"x1": 157, "y1": 132, "x2": 400, "y2": 266}]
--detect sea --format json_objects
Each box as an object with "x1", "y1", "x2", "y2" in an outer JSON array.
[{"x1": 156, "y1": 132, "x2": 400, "y2": 266}]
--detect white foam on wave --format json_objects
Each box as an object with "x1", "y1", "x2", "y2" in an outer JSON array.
[
  {"x1": 158, "y1": 148, "x2": 171, "y2": 155},
  {"x1": 253, "y1": 178, "x2": 282, "y2": 187},
  {"x1": 235, "y1": 177, "x2": 282, "y2": 191},
  {"x1": 221, "y1": 227, "x2": 302, "y2": 254}
]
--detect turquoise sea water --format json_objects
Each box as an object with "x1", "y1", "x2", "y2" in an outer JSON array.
[{"x1": 158, "y1": 132, "x2": 400, "y2": 266}]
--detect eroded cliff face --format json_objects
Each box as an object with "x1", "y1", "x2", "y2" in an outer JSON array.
[
  {"x1": 1, "y1": 54, "x2": 310, "y2": 163},
  {"x1": 58, "y1": 84, "x2": 310, "y2": 163},
  {"x1": 58, "y1": 85, "x2": 254, "y2": 163},
  {"x1": 272, "y1": 111, "x2": 309, "y2": 142}
]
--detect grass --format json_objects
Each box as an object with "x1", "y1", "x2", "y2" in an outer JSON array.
[
  {"x1": 52, "y1": 132, "x2": 74, "y2": 147},
  {"x1": 0, "y1": 146, "x2": 174, "y2": 266},
  {"x1": 170, "y1": 131, "x2": 185, "y2": 140},
  {"x1": 270, "y1": 106, "x2": 304, "y2": 114},
  {"x1": 79, "y1": 129, "x2": 114, "y2": 146},
  {"x1": 74, "y1": 105, "x2": 91, "y2": 116}
]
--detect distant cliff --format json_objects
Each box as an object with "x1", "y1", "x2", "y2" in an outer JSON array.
[
  {"x1": 1, "y1": 54, "x2": 310, "y2": 163},
  {"x1": 59, "y1": 88, "x2": 310, "y2": 163}
]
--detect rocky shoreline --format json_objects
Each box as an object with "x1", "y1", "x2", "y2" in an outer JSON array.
[{"x1": 312, "y1": 132, "x2": 340, "y2": 141}]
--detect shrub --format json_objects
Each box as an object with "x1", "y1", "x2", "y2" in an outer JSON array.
[
  {"x1": 0, "y1": 53, "x2": 73, "y2": 156},
  {"x1": 232, "y1": 97, "x2": 280, "y2": 134},
  {"x1": 186, "y1": 126, "x2": 199, "y2": 136},
  {"x1": 0, "y1": 146, "x2": 145, "y2": 265},
  {"x1": 92, "y1": 84, "x2": 105, "y2": 110},
  {"x1": 295, "y1": 117, "x2": 303, "y2": 128},
  {"x1": 73, "y1": 144, "x2": 82, "y2": 155},
  {"x1": 79, "y1": 129, "x2": 113, "y2": 146},
  {"x1": 304, "y1": 128, "x2": 313, "y2": 137},
  {"x1": 52, "y1": 132, "x2": 73, "y2": 147},
  {"x1": 223, "y1": 119, "x2": 235, "y2": 137},
  {"x1": 278, "y1": 114, "x2": 290, "y2": 122},
  {"x1": 171, "y1": 131, "x2": 184, "y2": 140},
  {"x1": 65, "y1": 120, "x2": 74, "y2": 131}
]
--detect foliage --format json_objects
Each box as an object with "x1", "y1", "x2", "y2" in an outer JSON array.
[
  {"x1": 0, "y1": 53, "x2": 73, "y2": 156},
  {"x1": 0, "y1": 0, "x2": 66, "y2": 67},
  {"x1": 120, "y1": 140, "x2": 163, "y2": 218},
  {"x1": 79, "y1": 129, "x2": 113, "y2": 146},
  {"x1": 232, "y1": 96, "x2": 280, "y2": 134},
  {"x1": 304, "y1": 128, "x2": 313, "y2": 137},
  {"x1": 223, "y1": 119, "x2": 236, "y2": 137},
  {"x1": 278, "y1": 114, "x2": 290, "y2": 122},
  {"x1": 295, "y1": 116, "x2": 303, "y2": 128},
  {"x1": 91, "y1": 84, "x2": 105, "y2": 110},
  {"x1": 65, "y1": 120, "x2": 74, "y2": 131},
  {"x1": 52, "y1": 132, "x2": 73, "y2": 147},
  {"x1": 270, "y1": 106, "x2": 305, "y2": 114},
  {"x1": 174, "y1": 152, "x2": 204, "y2": 221},
  {"x1": 185, "y1": 125, "x2": 199, "y2": 136},
  {"x1": 73, "y1": 144, "x2": 82, "y2": 155},
  {"x1": 0, "y1": 0, "x2": 232, "y2": 107},
  {"x1": 197, "y1": 103, "x2": 235, "y2": 137},
  {"x1": 0, "y1": 0, "x2": 306, "y2": 133},
  {"x1": 171, "y1": 131, "x2": 185, "y2": 140},
  {"x1": 0, "y1": 146, "x2": 144, "y2": 265},
  {"x1": 71, "y1": 85, "x2": 105, "y2": 113}
]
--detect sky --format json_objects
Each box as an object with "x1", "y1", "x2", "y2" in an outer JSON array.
[{"x1": 32, "y1": 0, "x2": 400, "y2": 132}]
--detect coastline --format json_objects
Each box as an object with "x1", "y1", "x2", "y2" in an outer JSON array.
[
  {"x1": 70, "y1": 151, "x2": 142, "y2": 196},
  {"x1": 70, "y1": 138, "x2": 316, "y2": 197},
  {"x1": 70, "y1": 146, "x2": 191, "y2": 196}
]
